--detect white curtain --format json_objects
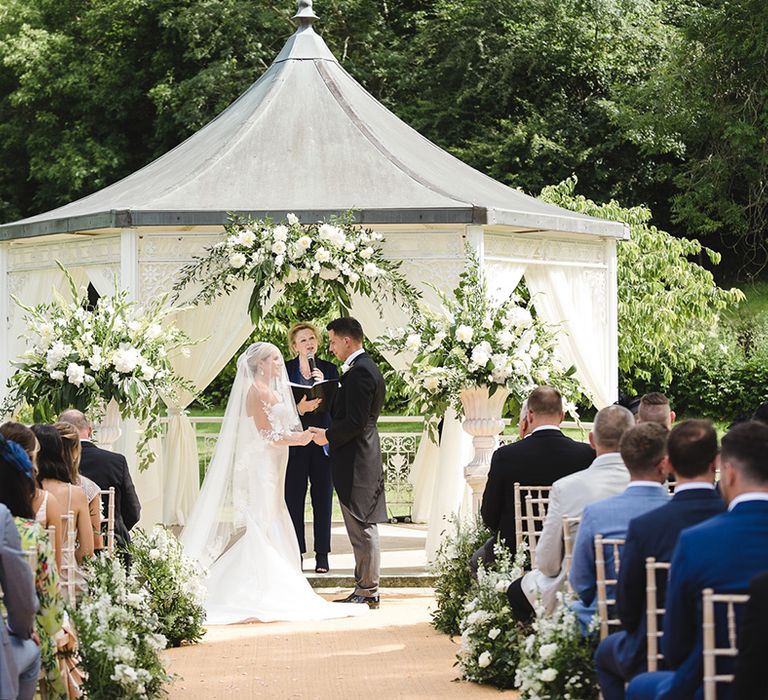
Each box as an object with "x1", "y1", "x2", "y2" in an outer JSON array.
[
  {"x1": 485, "y1": 260, "x2": 528, "y2": 305},
  {"x1": 525, "y1": 265, "x2": 614, "y2": 408}
]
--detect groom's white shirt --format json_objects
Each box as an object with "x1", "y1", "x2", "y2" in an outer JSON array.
[{"x1": 342, "y1": 348, "x2": 365, "y2": 373}]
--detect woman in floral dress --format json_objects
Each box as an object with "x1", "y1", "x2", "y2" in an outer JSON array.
[{"x1": 0, "y1": 434, "x2": 69, "y2": 699}]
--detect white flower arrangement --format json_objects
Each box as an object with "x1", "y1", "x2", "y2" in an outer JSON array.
[
  {"x1": 514, "y1": 594, "x2": 599, "y2": 699},
  {"x1": 381, "y1": 250, "x2": 587, "y2": 433},
  {"x1": 71, "y1": 556, "x2": 173, "y2": 699},
  {"x1": 456, "y1": 541, "x2": 529, "y2": 689},
  {"x1": 172, "y1": 213, "x2": 418, "y2": 322},
  {"x1": 1, "y1": 263, "x2": 196, "y2": 470},
  {"x1": 128, "y1": 526, "x2": 207, "y2": 648}
]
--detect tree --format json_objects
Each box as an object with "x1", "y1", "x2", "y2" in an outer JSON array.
[{"x1": 539, "y1": 177, "x2": 745, "y2": 391}]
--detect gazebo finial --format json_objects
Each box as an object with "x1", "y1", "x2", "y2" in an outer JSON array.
[{"x1": 292, "y1": 0, "x2": 319, "y2": 27}]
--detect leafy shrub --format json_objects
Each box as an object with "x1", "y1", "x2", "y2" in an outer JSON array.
[{"x1": 430, "y1": 515, "x2": 491, "y2": 635}]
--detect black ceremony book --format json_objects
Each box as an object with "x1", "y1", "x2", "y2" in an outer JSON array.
[{"x1": 289, "y1": 379, "x2": 339, "y2": 409}]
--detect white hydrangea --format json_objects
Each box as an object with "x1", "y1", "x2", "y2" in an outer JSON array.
[
  {"x1": 272, "y1": 225, "x2": 288, "y2": 242},
  {"x1": 66, "y1": 362, "x2": 86, "y2": 387},
  {"x1": 315, "y1": 247, "x2": 331, "y2": 263},
  {"x1": 111, "y1": 663, "x2": 139, "y2": 685},
  {"x1": 539, "y1": 642, "x2": 558, "y2": 660},
  {"x1": 148, "y1": 548, "x2": 161, "y2": 560},
  {"x1": 344, "y1": 240, "x2": 356, "y2": 253},
  {"x1": 363, "y1": 262, "x2": 379, "y2": 277},
  {"x1": 360, "y1": 246, "x2": 374, "y2": 259},
  {"x1": 45, "y1": 341, "x2": 72, "y2": 370},
  {"x1": 319, "y1": 267, "x2": 340, "y2": 280},
  {"x1": 49, "y1": 370, "x2": 65, "y2": 381},
  {"x1": 229, "y1": 252, "x2": 247, "y2": 269},
  {"x1": 112, "y1": 346, "x2": 142, "y2": 374},
  {"x1": 507, "y1": 305, "x2": 533, "y2": 330},
  {"x1": 539, "y1": 668, "x2": 558, "y2": 682}
]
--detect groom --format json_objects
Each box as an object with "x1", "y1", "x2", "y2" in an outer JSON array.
[{"x1": 311, "y1": 317, "x2": 387, "y2": 609}]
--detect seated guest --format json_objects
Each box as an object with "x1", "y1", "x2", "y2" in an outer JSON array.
[
  {"x1": 58, "y1": 409, "x2": 141, "y2": 549},
  {"x1": 595, "y1": 419, "x2": 725, "y2": 700},
  {"x1": 55, "y1": 421, "x2": 103, "y2": 550},
  {"x1": 0, "y1": 439, "x2": 40, "y2": 700},
  {"x1": 507, "y1": 404, "x2": 635, "y2": 620},
  {"x1": 569, "y1": 423, "x2": 671, "y2": 631},
  {"x1": 31, "y1": 424, "x2": 94, "y2": 581},
  {"x1": 734, "y1": 571, "x2": 768, "y2": 700},
  {"x1": 636, "y1": 392, "x2": 675, "y2": 429},
  {"x1": 752, "y1": 402, "x2": 768, "y2": 426},
  {"x1": 472, "y1": 386, "x2": 595, "y2": 573},
  {"x1": 0, "y1": 434, "x2": 69, "y2": 699},
  {"x1": 0, "y1": 422, "x2": 64, "y2": 570},
  {"x1": 627, "y1": 421, "x2": 768, "y2": 700}
]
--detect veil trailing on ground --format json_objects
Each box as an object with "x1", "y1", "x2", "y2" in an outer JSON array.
[{"x1": 180, "y1": 342, "x2": 302, "y2": 569}]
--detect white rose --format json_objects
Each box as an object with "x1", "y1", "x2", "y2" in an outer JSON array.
[
  {"x1": 271, "y1": 240, "x2": 287, "y2": 255},
  {"x1": 286, "y1": 213, "x2": 299, "y2": 226},
  {"x1": 422, "y1": 375, "x2": 440, "y2": 392},
  {"x1": 494, "y1": 579, "x2": 510, "y2": 593},
  {"x1": 319, "y1": 267, "x2": 340, "y2": 280},
  {"x1": 539, "y1": 643, "x2": 558, "y2": 661},
  {"x1": 529, "y1": 342, "x2": 541, "y2": 360},
  {"x1": 49, "y1": 370, "x2": 65, "y2": 381},
  {"x1": 360, "y1": 246, "x2": 374, "y2": 259},
  {"x1": 66, "y1": 362, "x2": 86, "y2": 387},
  {"x1": 488, "y1": 628, "x2": 501, "y2": 640},
  {"x1": 285, "y1": 268, "x2": 300, "y2": 284},
  {"x1": 315, "y1": 247, "x2": 331, "y2": 263},
  {"x1": 482, "y1": 316, "x2": 494, "y2": 329},
  {"x1": 363, "y1": 262, "x2": 379, "y2": 277},
  {"x1": 145, "y1": 323, "x2": 162, "y2": 340},
  {"x1": 405, "y1": 334, "x2": 422, "y2": 353},
  {"x1": 471, "y1": 341, "x2": 492, "y2": 367},
  {"x1": 455, "y1": 325, "x2": 474, "y2": 344},
  {"x1": 478, "y1": 651, "x2": 492, "y2": 668},
  {"x1": 318, "y1": 223, "x2": 335, "y2": 241},
  {"x1": 273, "y1": 225, "x2": 288, "y2": 242},
  {"x1": 297, "y1": 235, "x2": 312, "y2": 251},
  {"x1": 329, "y1": 227, "x2": 346, "y2": 247},
  {"x1": 344, "y1": 240, "x2": 356, "y2": 253},
  {"x1": 497, "y1": 329, "x2": 515, "y2": 349},
  {"x1": 229, "y1": 252, "x2": 247, "y2": 269},
  {"x1": 507, "y1": 306, "x2": 533, "y2": 330},
  {"x1": 140, "y1": 365, "x2": 157, "y2": 381},
  {"x1": 274, "y1": 255, "x2": 285, "y2": 267},
  {"x1": 236, "y1": 228, "x2": 256, "y2": 247},
  {"x1": 539, "y1": 668, "x2": 558, "y2": 682},
  {"x1": 348, "y1": 271, "x2": 360, "y2": 283}
]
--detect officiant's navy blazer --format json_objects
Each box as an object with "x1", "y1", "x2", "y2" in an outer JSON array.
[
  {"x1": 285, "y1": 356, "x2": 338, "y2": 430},
  {"x1": 602, "y1": 488, "x2": 725, "y2": 677},
  {"x1": 627, "y1": 500, "x2": 768, "y2": 700}
]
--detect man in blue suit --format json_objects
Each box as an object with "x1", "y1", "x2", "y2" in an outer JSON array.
[
  {"x1": 627, "y1": 420, "x2": 768, "y2": 700},
  {"x1": 595, "y1": 420, "x2": 725, "y2": 699},
  {"x1": 569, "y1": 422, "x2": 671, "y2": 631}
]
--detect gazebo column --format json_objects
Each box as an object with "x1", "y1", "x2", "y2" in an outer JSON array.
[
  {"x1": 606, "y1": 238, "x2": 620, "y2": 402},
  {"x1": 0, "y1": 242, "x2": 9, "y2": 406}
]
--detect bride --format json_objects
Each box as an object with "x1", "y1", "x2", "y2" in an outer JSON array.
[{"x1": 181, "y1": 342, "x2": 366, "y2": 624}]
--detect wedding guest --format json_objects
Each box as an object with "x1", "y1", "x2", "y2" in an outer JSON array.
[
  {"x1": 627, "y1": 420, "x2": 768, "y2": 700},
  {"x1": 31, "y1": 424, "x2": 94, "y2": 571},
  {"x1": 284, "y1": 322, "x2": 339, "y2": 573},
  {"x1": 506, "y1": 405, "x2": 635, "y2": 620},
  {"x1": 0, "y1": 441, "x2": 40, "y2": 700},
  {"x1": 595, "y1": 419, "x2": 725, "y2": 700},
  {"x1": 0, "y1": 434, "x2": 68, "y2": 699},
  {"x1": 636, "y1": 392, "x2": 675, "y2": 429},
  {"x1": 569, "y1": 423, "x2": 670, "y2": 631},
  {"x1": 0, "y1": 422, "x2": 64, "y2": 570},
  {"x1": 518, "y1": 399, "x2": 531, "y2": 439},
  {"x1": 54, "y1": 421, "x2": 103, "y2": 550},
  {"x1": 752, "y1": 402, "x2": 768, "y2": 426},
  {"x1": 58, "y1": 410, "x2": 141, "y2": 549},
  {"x1": 734, "y1": 571, "x2": 768, "y2": 700},
  {"x1": 472, "y1": 386, "x2": 595, "y2": 573}
]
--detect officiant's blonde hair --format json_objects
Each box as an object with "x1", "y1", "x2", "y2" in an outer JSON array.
[{"x1": 287, "y1": 322, "x2": 320, "y2": 348}]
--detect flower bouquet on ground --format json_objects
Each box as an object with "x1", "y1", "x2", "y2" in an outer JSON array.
[
  {"x1": 71, "y1": 556, "x2": 172, "y2": 699},
  {"x1": 457, "y1": 541, "x2": 529, "y2": 689},
  {"x1": 1, "y1": 263, "x2": 196, "y2": 470},
  {"x1": 515, "y1": 595, "x2": 599, "y2": 699},
  {"x1": 380, "y1": 249, "x2": 586, "y2": 439},
  {"x1": 128, "y1": 526, "x2": 207, "y2": 648},
  {"x1": 172, "y1": 212, "x2": 418, "y2": 322},
  {"x1": 431, "y1": 515, "x2": 491, "y2": 635}
]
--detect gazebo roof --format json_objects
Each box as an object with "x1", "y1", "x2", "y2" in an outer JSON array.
[{"x1": 0, "y1": 2, "x2": 628, "y2": 241}]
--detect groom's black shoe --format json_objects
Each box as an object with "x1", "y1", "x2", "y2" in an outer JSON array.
[{"x1": 333, "y1": 593, "x2": 380, "y2": 609}]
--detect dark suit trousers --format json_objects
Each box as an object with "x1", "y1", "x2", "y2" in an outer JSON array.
[
  {"x1": 284, "y1": 443, "x2": 333, "y2": 555},
  {"x1": 340, "y1": 502, "x2": 380, "y2": 597},
  {"x1": 595, "y1": 632, "x2": 646, "y2": 700}
]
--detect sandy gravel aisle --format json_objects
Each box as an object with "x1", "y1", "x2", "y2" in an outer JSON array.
[{"x1": 164, "y1": 590, "x2": 516, "y2": 699}]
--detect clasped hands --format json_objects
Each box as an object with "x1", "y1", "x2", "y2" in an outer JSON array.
[{"x1": 306, "y1": 426, "x2": 329, "y2": 446}]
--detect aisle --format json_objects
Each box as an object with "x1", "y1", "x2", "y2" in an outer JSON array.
[{"x1": 164, "y1": 590, "x2": 515, "y2": 699}]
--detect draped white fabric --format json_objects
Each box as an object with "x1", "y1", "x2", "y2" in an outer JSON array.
[
  {"x1": 161, "y1": 283, "x2": 257, "y2": 525},
  {"x1": 525, "y1": 265, "x2": 614, "y2": 408},
  {"x1": 485, "y1": 260, "x2": 527, "y2": 305}
]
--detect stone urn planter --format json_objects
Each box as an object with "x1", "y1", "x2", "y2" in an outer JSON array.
[
  {"x1": 460, "y1": 385, "x2": 510, "y2": 514},
  {"x1": 92, "y1": 398, "x2": 122, "y2": 451}
]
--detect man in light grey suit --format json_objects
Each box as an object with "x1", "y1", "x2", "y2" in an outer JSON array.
[
  {"x1": 506, "y1": 405, "x2": 636, "y2": 619},
  {"x1": 0, "y1": 503, "x2": 40, "y2": 700}
]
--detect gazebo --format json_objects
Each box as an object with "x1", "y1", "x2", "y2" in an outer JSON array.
[{"x1": 0, "y1": 0, "x2": 627, "y2": 536}]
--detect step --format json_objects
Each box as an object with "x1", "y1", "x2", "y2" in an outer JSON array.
[{"x1": 306, "y1": 572, "x2": 436, "y2": 588}]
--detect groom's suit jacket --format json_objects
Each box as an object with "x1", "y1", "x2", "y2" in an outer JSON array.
[{"x1": 327, "y1": 352, "x2": 388, "y2": 523}]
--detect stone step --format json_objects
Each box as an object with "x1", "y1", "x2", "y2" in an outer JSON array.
[{"x1": 306, "y1": 572, "x2": 436, "y2": 588}]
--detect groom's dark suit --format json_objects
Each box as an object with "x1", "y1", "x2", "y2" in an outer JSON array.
[{"x1": 327, "y1": 351, "x2": 387, "y2": 597}]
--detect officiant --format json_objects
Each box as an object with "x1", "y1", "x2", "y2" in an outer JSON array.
[{"x1": 284, "y1": 322, "x2": 339, "y2": 574}]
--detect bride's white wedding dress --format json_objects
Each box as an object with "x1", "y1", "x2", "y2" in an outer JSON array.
[{"x1": 181, "y1": 343, "x2": 366, "y2": 624}]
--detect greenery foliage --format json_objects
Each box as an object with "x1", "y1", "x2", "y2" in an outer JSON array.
[
  {"x1": 71, "y1": 556, "x2": 172, "y2": 699},
  {"x1": 540, "y1": 178, "x2": 744, "y2": 391},
  {"x1": 430, "y1": 515, "x2": 491, "y2": 636},
  {"x1": 128, "y1": 526, "x2": 207, "y2": 648}
]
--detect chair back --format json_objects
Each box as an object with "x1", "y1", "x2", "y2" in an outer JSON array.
[
  {"x1": 524, "y1": 493, "x2": 550, "y2": 568},
  {"x1": 561, "y1": 515, "x2": 582, "y2": 585},
  {"x1": 23, "y1": 546, "x2": 37, "y2": 574},
  {"x1": 702, "y1": 588, "x2": 750, "y2": 700},
  {"x1": 595, "y1": 533, "x2": 625, "y2": 639},
  {"x1": 645, "y1": 557, "x2": 671, "y2": 671},
  {"x1": 100, "y1": 487, "x2": 116, "y2": 556},
  {"x1": 513, "y1": 482, "x2": 551, "y2": 550},
  {"x1": 60, "y1": 511, "x2": 77, "y2": 605}
]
